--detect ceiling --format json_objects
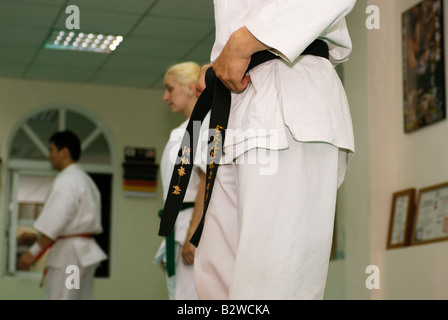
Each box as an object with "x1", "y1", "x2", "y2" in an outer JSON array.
[{"x1": 0, "y1": 0, "x2": 215, "y2": 89}]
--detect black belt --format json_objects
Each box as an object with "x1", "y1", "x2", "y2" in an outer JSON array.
[{"x1": 158, "y1": 39, "x2": 329, "y2": 247}]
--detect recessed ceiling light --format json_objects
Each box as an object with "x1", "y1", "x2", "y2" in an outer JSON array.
[{"x1": 44, "y1": 29, "x2": 123, "y2": 54}]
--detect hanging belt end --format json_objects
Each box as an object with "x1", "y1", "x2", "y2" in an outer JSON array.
[
  {"x1": 158, "y1": 219, "x2": 174, "y2": 237},
  {"x1": 158, "y1": 227, "x2": 171, "y2": 237},
  {"x1": 189, "y1": 223, "x2": 203, "y2": 247}
]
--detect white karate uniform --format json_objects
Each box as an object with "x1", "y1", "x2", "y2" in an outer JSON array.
[
  {"x1": 154, "y1": 119, "x2": 200, "y2": 300},
  {"x1": 34, "y1": 163, "x2": 107, "y2": 300},
  {"x1": 194, "y1": 0, "x2": 357, "y2": 300}
]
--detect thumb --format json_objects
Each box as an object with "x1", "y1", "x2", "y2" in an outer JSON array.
[{"x1": 241, "y1": 75, "x2": 251, "y2": 90}]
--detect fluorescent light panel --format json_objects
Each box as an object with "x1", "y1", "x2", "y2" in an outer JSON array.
[{"x1": 44, "y1": 30, "x2": 123, "y2": 54}]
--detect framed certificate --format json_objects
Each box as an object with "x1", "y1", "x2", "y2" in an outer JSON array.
[
  {"x1": 411, "y1": 182, "x2": 448, "y2": 245},
  {"x1": 387, "y1": 188, "x2": 416, "y2": 249}
]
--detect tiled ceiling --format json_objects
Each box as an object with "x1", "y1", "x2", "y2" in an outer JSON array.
[{"x1": 0, "y1": 0, "x2": 215, "y2": 89}]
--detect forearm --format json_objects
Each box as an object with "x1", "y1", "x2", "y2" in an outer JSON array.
[
  {"x1": 28, "y1": 233, "x2": 54, "y2": 257},
  {"x1": 36, "y1": 234, "x2": 54, "y2": 250},
  {"x1": 18, "y1": 233, "x2": 54, "y2": 270},
  {"x1": 229, "y1": 26, "x2": 271, "y2": 58}
]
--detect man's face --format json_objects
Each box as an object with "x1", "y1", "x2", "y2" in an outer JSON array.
[{"x1": 47, "y1": 142, "x2": 65, "y2": 171}]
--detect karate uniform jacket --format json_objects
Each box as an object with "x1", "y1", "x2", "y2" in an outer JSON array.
[
  {"x1": 211, "y1": 0, "x2": 357, "y2": 163},
  {"x1": 34, "y1": 163, "x2": 107, "y2": 268}
]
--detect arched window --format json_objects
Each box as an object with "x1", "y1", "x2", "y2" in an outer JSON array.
[{"x1": 4, "y1": 105, "x2": 113, "y2": 278}]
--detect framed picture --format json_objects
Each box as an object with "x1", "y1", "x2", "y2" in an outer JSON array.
[
  {"x1": 402, "y1": 0, "x2": 446, "y2": 133},
  {"x1": 411, "y1": 182, "x2": 448, "y2": 245},
  {"x1": 387, "y1": 188, "x2": 416, "y2": 249}
]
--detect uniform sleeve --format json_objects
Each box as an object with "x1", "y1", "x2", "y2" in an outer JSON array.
[
  {"x1": 245, "y1": 0, "x2": 357, "y2": 63},
  {"x1": 33, "y1": 179, "x2": 79, "y2": 240}
]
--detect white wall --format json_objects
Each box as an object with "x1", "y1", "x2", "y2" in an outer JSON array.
[
  {"x1": 325, "y1": 0, "x2": 372, "y2": 300},
  {"x1": 374, "y1": 0, "x2": 448, "y2": 300},
  {"x1": 326, "y1": 0, "x2": 448, "y2": 300}
]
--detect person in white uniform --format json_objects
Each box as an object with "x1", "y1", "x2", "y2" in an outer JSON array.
[
  {"x1": 154, "y1": 62, "x2": 206, "y2": 300},
  {"x1": 193, "y1": 0, "x2": 357, "y2": 299},
  {"x1": 18, "y1": 130, "x2": 107, "y2": 300}
]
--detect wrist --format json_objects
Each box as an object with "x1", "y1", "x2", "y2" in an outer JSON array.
[
  {"x1": 28, "y1": 242, "x2": 43, "y2": 258},
  {"x1": 186, "y1": 230, "x2": 195, "y2": 240},
  {"x1": 231, "y1": 26, "x2": 270, "y2": 57}
]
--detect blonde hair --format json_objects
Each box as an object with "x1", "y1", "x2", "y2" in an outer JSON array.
[{"x1": 165, "y1": 61, "x2": 201, "y2": 88}]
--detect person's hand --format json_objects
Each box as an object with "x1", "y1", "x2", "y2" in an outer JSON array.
[
  {"x1": 181, "y1": 241, "x2": 195, "y2": 265},
  {"x1": 17, "y1": 232, "x2": 37, "y2": 245},
  {"x1": 17, "y1": 252, "x2": 35, "y2": 270},
  {"x1": 196, "y1": 63, "x2": 213, "y2": 98},
  {"x1": 158, "y1": 262, "x2": 166, "y2": 273},
  {"x1": 213, "y1": 32, "x2": 252, "y2": 92},
  {"x1": 213, "y1": 27, "x2": 270, "y2": 92}
]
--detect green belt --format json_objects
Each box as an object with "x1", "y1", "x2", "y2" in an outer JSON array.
[{"x1": 158, "y1": 202, "x2": 195, "y2": 277}]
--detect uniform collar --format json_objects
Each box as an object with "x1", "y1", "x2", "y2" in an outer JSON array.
[{"x1": 60, "y1": 162, "x2": 80, "y2": 174}]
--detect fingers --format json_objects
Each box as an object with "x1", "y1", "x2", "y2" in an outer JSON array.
[
  {"x1": 17, "y1": 258, "x2": 31, "y2": 270},
  {"x1": 181, "y1": 244, "x2": 195, "y2": 265},
  {"x1": 182, "y1": 253, "x2": 194, "y2": 265},
  {"x1": 196, "y1": 63, "x2": 213, "y2": 98},
  {"x1": 196, "y1": 61, "x2": 251, "y2": 94},
  {"x1": 197, "y1": 68, "x2": 250, "y2": 93},
  {"x1": 213, "y1": 56, "x2": 251, "y2": 92},
  {"x1": 216, "y1": 74, "x2": 251, "y2": 92},
  {"x1": 240, "y1": 75, "x2": 251, "y2": 91},
  {"x1": 196, "y1": 80, "x2": 206, "y2": 98}
]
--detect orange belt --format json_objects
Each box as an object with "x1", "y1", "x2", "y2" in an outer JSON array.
[{"x1": 35, "y1": 233, "x2": 92, "y2": 288}]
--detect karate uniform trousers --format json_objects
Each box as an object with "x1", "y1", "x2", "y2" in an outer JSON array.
[
  {"x1": 195, "y1": 131, "x2": 348, "y2": 300},
  {"x1": 44, "y1": 239, "x2": 99, "y2": 300},
  {"x1": 194, "y1": 0, "x2": 357, "y2": 299}
]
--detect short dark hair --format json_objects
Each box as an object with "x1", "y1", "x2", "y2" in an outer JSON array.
[{"x1": 49, "y1": 130, "x2": 81, "y2": 161}]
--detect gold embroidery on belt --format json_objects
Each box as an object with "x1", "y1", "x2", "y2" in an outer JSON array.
[
  {"x1": 204, "y1": 125, "x2": 223, "y2": 201},
  {"x1": 172, "y1": 146, "x2": 192, "y2": 195}
]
